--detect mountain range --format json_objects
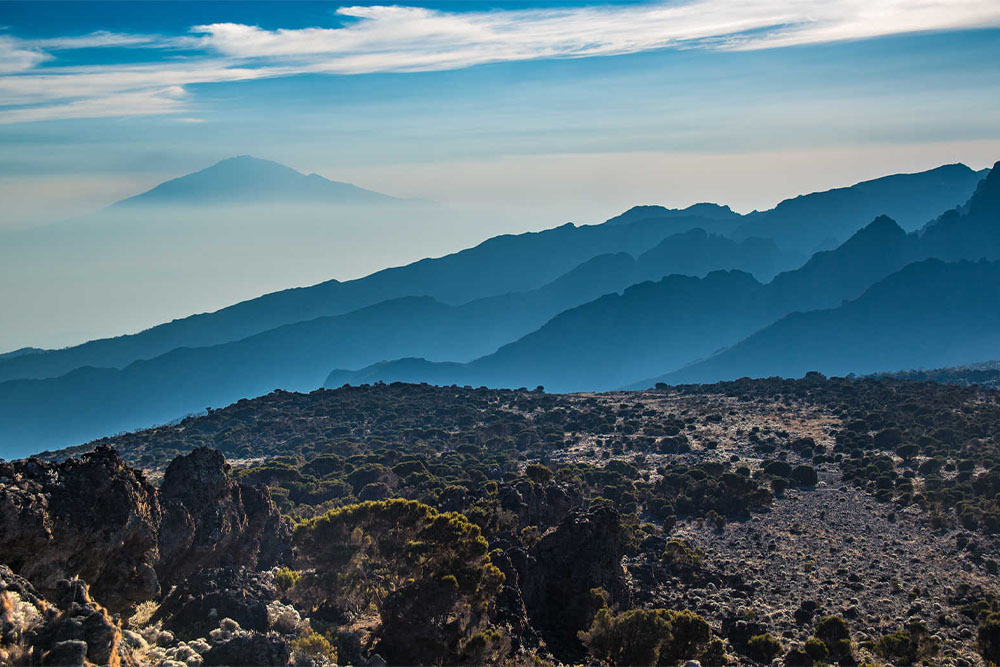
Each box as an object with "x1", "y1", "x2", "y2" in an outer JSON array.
[
  {"x1": 328, "y1": 165, "x2": 1000, "y2": 392},
  {"x1": 642, "y1": 259, "x2": 1000, "y2": 387},
  {"x1": 0, "y1": 157, "x2": 996, "y2": 457}
]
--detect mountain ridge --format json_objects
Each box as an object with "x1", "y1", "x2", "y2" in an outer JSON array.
[
  {"x1": 326, "y1": 162, "x2": 1000, "y2": 393},
  {"x1": 641, "y1": 259, "x2": 1000, "y2": 386}
]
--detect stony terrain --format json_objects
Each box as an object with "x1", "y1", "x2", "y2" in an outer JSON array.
[{"x1": 5, "y1": 377, "x2": 1000, "y2": 666}]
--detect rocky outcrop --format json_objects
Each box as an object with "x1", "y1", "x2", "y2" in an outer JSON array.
[
  {"x1": 499, "y1": 480, "x2": 584, "y2": 530},
  {"x1": 201, "y1": 623, "x2": 291, "y2": 667},
  {"x1": 374, "y1": 578, "x2": 462, "y2": 665},
  {"x1": 1, "y1": 565, "x2": 131, "y2": 667},
  {"x1": 514, "y1": 505, "x2": 631, "y2": 660},
  {"x1": 153, "y1": 567, "x2": 279, "y2": 640},
  {"x1": 158, "y1": 448, "x2": 292, "y2": 589},
  {"x1": 0, "y1": 447, "x2": 161, "y2": 613},
  {"x1": 0, "y1": 446, "x2": 291, "y2": 618},
  {"x1": 489, "y1": 548, "x2": 540, "y2": 651}
]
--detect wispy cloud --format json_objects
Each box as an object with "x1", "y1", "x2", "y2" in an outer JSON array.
[
  {"x1": 26, "y1": 31, "x2": 181, "y2": 50},
  {"x1": 0, "y1": 35, "x2": 50, "y2": 74},
  {"x1": 2, "y1": 0, "x2": 999, "y2": 123}
]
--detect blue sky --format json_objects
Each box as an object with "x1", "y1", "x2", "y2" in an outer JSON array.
[
  {"x1": 2, "y1": 0, "x2": 1000, "y2": 227},
  {"x1": 1, "y1": 1, "x2": 1000, "y2": 351}
]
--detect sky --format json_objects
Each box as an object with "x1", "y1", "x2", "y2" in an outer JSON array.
[{"x1": 1, "y1": 0, "x2": 1000, "y2": 349}]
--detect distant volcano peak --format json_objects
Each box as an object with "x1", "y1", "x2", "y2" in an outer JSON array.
[{"x1": 112, "y1": 156, "x2": 399, "y2": 208}]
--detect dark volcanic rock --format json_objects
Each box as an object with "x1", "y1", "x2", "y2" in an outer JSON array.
[
  {"x1": 153, "y1": 567, "x2": 278, "y2": 640},
  {"x1": 202, "y1": 631, "x2": 290, "y2": 666},
  {"x1": 375, "y1": 578, "x2": 462, "y2": 665},
  {"x1": 505, "y1": 480, "x2": 584, "y2": 529},
  {"x1": 0, "y1": 567, "x2": 130, "y2": 667},
  {"x1": 157, "y1": 447, "x2": 292, "y2": 589},
  {"x1": 0, "y1": 446, "x2": 161, "y2": 612},
  {"x1": 489, "y1": 549, "x2": 538, "y2": 649},
  {"x1": 1, "y1": 564, "x2": 46, "y2": 661},
  {"x1": 0, "y1": 445, "x2": 291, "y2": 620},
  {"x1": 516, "y1": 505, "x2": 630, "y2": 660}
]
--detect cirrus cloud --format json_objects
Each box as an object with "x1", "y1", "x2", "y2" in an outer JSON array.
[{"x1": 2, "y1": 0, "x2": 999, "y2": 123}]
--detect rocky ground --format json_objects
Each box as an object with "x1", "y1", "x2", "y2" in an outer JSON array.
[
  {"x1": 6, "y1": 379, "x2": 1000, "y2": 665},
  {"x1": 556, "y1": 390, "x2": 1000, "y2": 665},
  {"x1": 667, "y1": 476, "x2": 998, "y2": 666}
]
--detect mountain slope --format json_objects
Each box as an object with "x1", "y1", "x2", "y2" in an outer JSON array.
[
  {"x1": 113, "y1": 156, "x2": 399, "y2": 207},
  {"x1": 633, "y1": 228, "x2": 786, "y2": 282},
  {"x1": 324, "y1": 214, "x2": 919, "y2": 392},
  {"x1": 0, "y1": 213, "x2": 729, "y2": 384},
  {"x1": 602, "y1": 203, "x2": 742, "y2": 234},
  {"x1": 764, "y1": 214, "x2": 916, "y2": 313},
  {"x1": 0, "y1": 224, "x2": 794, "y2": 455},
  {"x1": 0, "y1": 161, "x2": 979, "y2": 384},
  {"x1": 919, "y1": 162, "x2": 1000, "y2": 261},
  {"x1": 733, "y1": 163, "x2": 987, "y2": 254},
  {"x1": 331, "y1": 162, "x2": 1000, "y2": 392},
  {"x1": 645, "y1": 260, "x2": 1000, "y2": 386},
  {"x1": 327, "y1": 270, "x2": 772, "y2": 393}
]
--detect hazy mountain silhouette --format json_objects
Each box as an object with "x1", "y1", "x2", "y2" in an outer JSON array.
[
  {"x1": 600, "y1": 164, "x2": 985, "y2": 256},
  {"x1": 3, "y1": 160, "x2": 979, "y2": 385},
  {"x1": 733, "y1": 163, "x2": 987, "y2": 254},
  {"x1": 0, "y1": 347, "x2": 45, "y2": 361},
  {"x1": 0, "y1": 210, "x2": 765, "y2": 384},
  {"x1": 602, "y1": 204, "x2": 742, "y2": 234},
  {"x1": 112, "y1": 156, "x2": 401, "y2": 207},
  {"x1": 763, "y1": 215, "x2": 916, "y2": 313},
  {"x1": 0, "y1": 226, "x2": 792, "y2": 454},
  {"x1": 642, "y1": 259, "x2": 1000, "y2": 386},
  {"x1": 328, "y1": 161, "x2": 1000, "y2": 393},
  {"x1": 919, "y1": 162, "x2": 1000, "y2": 261},
  {"x1": 327, "y1": 270, "x2": 769, "y2": 392},
  {"x1": 2, "y1": 161, "x2": 995, "y2": 454},
  {"x1": 633, "y1": 229, "x2": 787, "y2": 282},
  {"x1": 323, "y1": 217, "x2": 923, "y2": 392}
]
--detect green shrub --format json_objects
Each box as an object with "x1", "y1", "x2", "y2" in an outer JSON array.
[
  {"x1": 815, "y1": 615, "x2": 850, "y2": 649},
  {"x1": 662, "y1": 539, "x2": 704, "y2": 569},
  {"x1": 790, "y1": 465, "x2": 818, "y2": 487},
  {"x1": 804, "y1": 636, "x2": 829, "y2": 661},
  {"x1": 293, "y1": 499, "x2": 502, "y2": 614},
  {"x1": 874, "y1": 621, "x2": 938, "y2": 665},
  {"x1": 525, "y1": 463, "x2": 553, "y2": 484},
  {"x1": 290, "y1": 630, "x2": 338, "y2": 663},
  {"x1": 274, "y1": 567, "x2": 300, "y2": 593},
  {"x1": 746, "y1": 633, "x2": 782, "y2": 663},
  {"x1": 980, "y1": 612, "x2": 1000, "y2": 665},
  {"x1": 579, "y1": 607, "x2": 711, "y2": 666}
]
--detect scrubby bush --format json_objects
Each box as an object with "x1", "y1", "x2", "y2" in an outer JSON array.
[
  {"x1": 815, "y1": 616, "x2": 851, "y2": 658},
  {"x1": 293, "y1": 499, "x2": 502, "y2": 615},
  {"x1": 662, "y1": 539, "x2": 704, "y2": 569},
  {"x1": 274, "y1": 567, "x2": 300, "y2": 593},
  {"x1": 790, "y1": 464, "x2": 818, "y2": 487},
  {"x1": 579, "y1": 607, "x2": 712, "y2": 666},
  {"x1": 874, "y1": 620, "x2": 938, "y2": 665},
  {"x1": 980, "y1": 612, "x2": 1000, "y2": 665},
  {"x1": 290, "y1": 629, "x2": 338, "y2": 664},
  {"x1": 804, "y1": 636, "x2": 829, "y2": 661},
  {"x1": 525, "y1": 463, "x2": 553, "y2": 484},
  {"x1": 746, "y1": 633, "x2": 782, "y2": 663}
]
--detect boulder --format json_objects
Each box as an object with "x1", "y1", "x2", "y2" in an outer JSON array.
[
  {"x1": 153, "y1": 567, "x2": 278, "y2": 640},
  {"x1": 0, "y1": 447, "x2": 161, "y2": 612},
  {"x1": 515, "y1": 505, "x2": 630, "y2": 660},
  {"x1": 157, "y1": 447, "x2": 292, "y2": 589},
  {"x1": 202, "y1": 631, "x2": 290, "y2": 666}
]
